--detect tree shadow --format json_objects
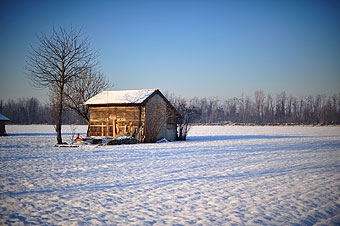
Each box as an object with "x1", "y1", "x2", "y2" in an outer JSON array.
[{"x1": 187, "y1": 135, "x2": 307, "y2": 142}]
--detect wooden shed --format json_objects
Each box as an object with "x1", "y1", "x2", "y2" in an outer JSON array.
[
  {"x1": 84, "y1": 89, "x2": 181, "y2": 142},
  {"x1": 0, "y1": 113, "x2": 10, "y2": 136}
]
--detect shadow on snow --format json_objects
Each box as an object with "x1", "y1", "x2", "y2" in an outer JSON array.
[
  {"x1": 186, "y1": 135, "x2": 308, "y2": 142},
  {"x1": 2, "y1": 162, "x2": 339, "y2": 197}
]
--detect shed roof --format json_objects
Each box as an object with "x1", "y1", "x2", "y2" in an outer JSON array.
[
  {"x1": 84, "y1": 89, "x2": 158, "y2": 105},
  {"x1": 0, "y1": 113, "x2": 10, "y2": 121}
]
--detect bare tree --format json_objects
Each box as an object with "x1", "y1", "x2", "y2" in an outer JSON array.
[
  {"x1": 27, "y1": 26, "x2": 97, "y2": 144},
  {"x1": 26, "y1": 97, "x2": 40, "y2": 124},
  {"x1": 254, "y1": 90, "x2": 265, "y2": 123},
  {"x1": 264, "y1": 94, "x2": 274, "y2": 123},
  {"x1": 172, "y1": 97, "x2": 199, "y2": 141},
  {"x1": 50, "y1": 68, "x2": 110, "y2": 135},
  {"x1": 275, "y1": 92, "x2": 287, "y2": 123}
]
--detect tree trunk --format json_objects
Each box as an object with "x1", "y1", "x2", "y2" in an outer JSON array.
[
  {"x1": 86, "y1": 123, "x2": 90, "y2": 137},
  {"x1": 56, "y1": 85, "x2": 64, "y2": 144}
]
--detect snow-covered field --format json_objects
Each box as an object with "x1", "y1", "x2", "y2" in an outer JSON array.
[{"x1": 1, "y1": 125, "x2": 339, "y2": 225}]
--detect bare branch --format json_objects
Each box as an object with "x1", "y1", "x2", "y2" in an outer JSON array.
[{"x1": 26, "y1": 26, "x2": 101, "y2": 144}]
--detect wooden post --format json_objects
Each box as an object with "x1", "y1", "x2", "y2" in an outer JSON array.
[
  {"x1": 129, "y1": 122, "x2": 133, "y2": 136},
  {"x1": 106, "y1": 120, "x2": 109, "y2": 138},
  {"x1": 116, "y1": 121, "x2": 120, "y2": 135},
  {"x1": 124, "y1": 124, "x2": 127, "y2": 135},
  {"x1": 113, "y1": 119, "x2": 116, "y2": 137},
  {"x1": 101, "y1": 122, "x2": 104, "y2": 136}
]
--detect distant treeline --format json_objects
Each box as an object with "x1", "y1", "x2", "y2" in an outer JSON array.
[
  {"x1": 0, "y1": 97, "x2": 86, "y2": 125},
  {"x1": 1, "y1": 91, "x2": 340, "y2": 125},
  {"x1": 167, "y1": 91, "x2": 340, "y2": 125}
]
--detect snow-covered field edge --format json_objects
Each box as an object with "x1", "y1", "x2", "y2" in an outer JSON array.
[{"x1": 1, "y1": 125, "x2": 339, "y2": 225}]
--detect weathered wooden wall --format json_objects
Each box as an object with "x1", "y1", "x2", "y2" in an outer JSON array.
[
  {"x1": 144, "y1": 94, "x2": 178, "y2": 142},
  {"x1": 88, "y1": 106, "x2": 146, "y2": 141},
  {"x1": 87, "y1": 93, "x2": 180, "y2": 142},
  {"x1": 144, "y1": 94, "x2": 167, "y2": 142}
]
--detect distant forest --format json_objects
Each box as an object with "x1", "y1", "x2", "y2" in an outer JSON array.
[
  {"x1": 0, "y1": 98, "x2": 85, "y2": 125},
  {"x1": 1, "y1": 91, "x2": 340, "y2": 125},
  {"x1": 169, "y1": 91, "x2": 340, "y2": 125}
]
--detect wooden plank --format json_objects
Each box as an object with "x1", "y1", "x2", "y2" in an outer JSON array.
[{"x1": 113, "y1": 119, "x2": 116, "y2": 137}]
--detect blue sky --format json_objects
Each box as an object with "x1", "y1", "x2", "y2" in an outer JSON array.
[{"x1": 1, "y1": 0, "x2": 339, "y2": 102}]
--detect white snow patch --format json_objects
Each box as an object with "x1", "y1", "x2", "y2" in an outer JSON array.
[
  {"x1": 84, "y1": 89, "x2": 157, "y2": 105},
  {"x1": 1, "y1": 125, "x2": 340, "y2": 225}
]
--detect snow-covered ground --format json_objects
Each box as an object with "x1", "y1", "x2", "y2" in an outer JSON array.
[{"x1": 1, "y1": 125, "x2": 339, "y2": 225}]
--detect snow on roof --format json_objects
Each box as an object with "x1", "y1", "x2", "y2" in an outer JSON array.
[
  {"x1": 0, "y1": 113, "x2": 10, "y2": 121},
  {"x1": 84, "y1": 89, "x2": 158, "y2": 105}
]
